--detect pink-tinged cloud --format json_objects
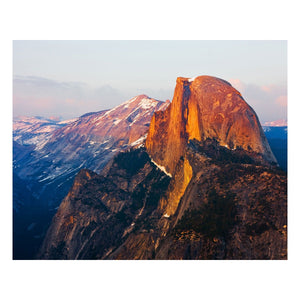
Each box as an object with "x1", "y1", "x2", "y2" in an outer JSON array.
[
  {"x1": 65, "y1": 98, "x2": 76, "y2": 105},
  {"x1": 228, "y1": 79, "x2": 287, "y2": 123},
  {"x1": 13, "y1": 75, "x2": 287, "y2": 123},
  {"x1": 261, "y1": 85, "x2": 272, "y2": 93},
  {"x1": 228, "y1": 79, "x2": 245, "y2": 93},
  {"x1": 13, "y1": 76, "x2": 130, "y2": 119},
  {"x1": 276, "y1": 95, "x2": 287, "y2": 107}
]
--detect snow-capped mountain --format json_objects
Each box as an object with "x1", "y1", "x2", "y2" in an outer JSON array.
[
  {"x1": 14, "y1": 95, "x2": 169, "y2": 195},
  {"x1": 263, "y1": 119, "x2": 287, "y2": 127},
  {"x1": 13, "y1": 95, "x2": 170, "y2": 259},
  {"x1": 13, "y1": 116, "x2": 78, "y2": 149}
]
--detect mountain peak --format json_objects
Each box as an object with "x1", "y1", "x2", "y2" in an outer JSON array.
[
  {"x1": 135, "y1": 94, "x2": 151, "y2": 99},
  {"x1": 146, "y1": 75, "x2": 276, "y2": 176},
  {"x1": 176, "y1": 75, "x2": 233, "y2": 87}
]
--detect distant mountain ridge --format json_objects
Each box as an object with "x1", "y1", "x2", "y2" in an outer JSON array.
[
  {"x1": 262, "y1": 125, "x2": 287, "y2": 171},
  {"x1": 13, "y1": 116, "x2": 74, "y2": 148},
  {"x1": 263, "y1": 119, "x2": 287, "y2": 127}
]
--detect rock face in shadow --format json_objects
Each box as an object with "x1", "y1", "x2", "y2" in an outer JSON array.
[
  {"x1": 39, "y1": 76, "x2": 286, "y2": 260},
  {"x1": 39, "y1": 145, "x2": 287, "y2": 260},
  {"x1": 146, "y1": 76, "x2": 276, "y2": 176},
  {"x1": 39, "y1": 149, "x2": 171, "y2": 259},
  {"x1": 154, "y1": 139, "x2": 287, "y2": 259}
]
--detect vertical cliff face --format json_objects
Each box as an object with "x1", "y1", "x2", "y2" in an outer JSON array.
[{"x1": 146, "y1": 76, "x2": 276, "y2": 176}]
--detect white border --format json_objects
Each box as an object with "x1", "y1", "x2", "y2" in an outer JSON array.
[{"x1": 1, "y1": 1, "x2": 299, "y2": 299}]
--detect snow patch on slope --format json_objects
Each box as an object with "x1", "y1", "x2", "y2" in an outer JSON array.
[
  {"x1": 113, "y1": 118, "x2": 122, "y2": 125},
  {"x1": 130, "y1": 134, "x2": 148, "y2": 147},
  {"x1": 139, "y1": 98, "x2": 158, "y2": 110},
  {"x1": 188, "y1": 77, "x2": 196, "y2": 82},
  {"x1": 58, "y1": 118, "x2": 78, "y2": 125},
  {"x1": 150, "y1": 157, "x2": 172, "y2": 177},
  {"x1": 123, "y1": 96, "x2": 138, "y2": 108}
]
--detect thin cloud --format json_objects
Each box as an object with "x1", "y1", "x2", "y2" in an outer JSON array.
[
  {"x1": 13, "y1": 75, "x2": 87, "y2": 90},
  {"x1": 229, "y1": 79, "x2": 287, "y2": 123},
  {"x1": 13, "y1": 75, "x2": 286, "y2": 123},
  {"x1": 276, "y1": 95, "x2": 287, "y2": 107},
  {"x1": 13, "y1": 76, "x2": 129, "y2": 119}
]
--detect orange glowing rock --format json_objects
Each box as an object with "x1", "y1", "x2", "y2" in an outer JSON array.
[{"x1": 146, "y1": 76, "x2": 276, "y2": 176}]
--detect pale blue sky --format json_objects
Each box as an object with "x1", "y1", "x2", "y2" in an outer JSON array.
[{"x1": 13, "y1": 40, "x2": 287, "y2": 122}]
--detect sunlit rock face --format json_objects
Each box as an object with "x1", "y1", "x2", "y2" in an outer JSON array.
[{"x1": 146, "y1": 76, "x2": 276, "y2": 176}]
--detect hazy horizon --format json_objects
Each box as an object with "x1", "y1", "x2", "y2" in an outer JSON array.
[{"x1": 13, "y1": 40, "x2": 287, "y2": 123}]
